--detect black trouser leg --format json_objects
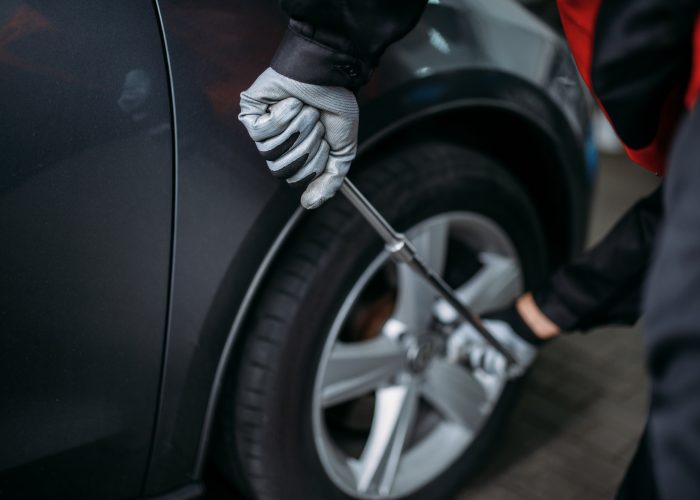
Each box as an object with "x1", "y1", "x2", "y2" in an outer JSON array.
[
  {"x1": 616, "y1": 428, "x2": 658, "y2": 500},
  {"x1": 534, "y1": 185, "x2": 663, "y2": 332},
  {"x1": 637, "y1": 106, "x2": 700, "y2": 499}
]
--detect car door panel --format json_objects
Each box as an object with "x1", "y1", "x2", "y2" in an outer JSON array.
[{"x1": 0, "y1": 2, "x2": 173, "y2": 498}]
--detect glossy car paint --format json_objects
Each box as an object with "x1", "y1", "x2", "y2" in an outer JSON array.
[
  {"x1": 0, "y1": 1, "x2": 173, "y2": 498},
  {"x1": 0, "y1": 0, "x2": 591, "y2": 498}
]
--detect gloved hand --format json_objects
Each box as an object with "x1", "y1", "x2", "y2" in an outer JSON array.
[
  {"x1": 239, "y1": 68, "x2": 359, "y2": 209},
  {"x1": 448, "y1": 311, "x2": 539, "y2": 379}
]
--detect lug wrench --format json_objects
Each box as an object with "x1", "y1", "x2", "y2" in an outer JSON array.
[{"x1": 340, "y1": 179, "x2": 516, "y2": 366}]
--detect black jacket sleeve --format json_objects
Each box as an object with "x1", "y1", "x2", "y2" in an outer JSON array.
[
  {"x1": 534, "y1": 186, "x2": 663, "y2": 332},
  {"x1": 592, "y1": 0, "x2": 700, "y2": 150},
  {"x1": 271, "y1": 0, "x2": 429, "y2": 89}
]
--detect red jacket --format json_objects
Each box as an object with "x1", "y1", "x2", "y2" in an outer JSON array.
[{"x1": 558, "y1": 0, "x2": 700, "y2": 176}]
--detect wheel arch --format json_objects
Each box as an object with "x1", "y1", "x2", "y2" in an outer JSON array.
[
  {"x1": 356, "y1": 69, "x2": 592, "y2": 268},
  {"x1": 356, "y1": 104, "x2": 590, "y2": 271}
]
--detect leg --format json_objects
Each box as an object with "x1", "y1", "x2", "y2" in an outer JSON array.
[
  {"x1": 642, "y1": 107, "x2": 700, "y2": 499},
  {"x1": 616, "y1": 428, "x2": 659, "y2": 500}
]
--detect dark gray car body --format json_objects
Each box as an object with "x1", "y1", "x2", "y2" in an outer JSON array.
[{"x1": 0, "y1": 1, "x2": 592, "y2": 498}]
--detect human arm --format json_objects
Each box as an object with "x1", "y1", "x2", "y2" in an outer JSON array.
[
  {"x1": 238, "y1": 0, "x2": 429, "y2": 208},
  {"x1": 273, "y1": 0, "x2": 430, "y2": 89}
]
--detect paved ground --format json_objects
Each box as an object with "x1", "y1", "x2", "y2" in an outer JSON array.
[
  {"x1": 458, "y1": 154, "x2": 660, "y2": 500},
  {"x1": 205, "y1": 154, "x2": 661, "y2": 499}
]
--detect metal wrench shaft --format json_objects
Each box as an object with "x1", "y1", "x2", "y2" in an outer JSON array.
[{"x1": 339, "y1": 179, "x2": 517, "y2": 366}]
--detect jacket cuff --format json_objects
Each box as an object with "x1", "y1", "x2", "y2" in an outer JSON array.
[
  {"x1": 271, "y1": 26, "x2": 373, "y2": 90},
  {"x1": 532, "y1": 289, "x2": 580, "y2": 333}
]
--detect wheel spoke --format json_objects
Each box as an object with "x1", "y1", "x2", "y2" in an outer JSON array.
[
  {"x1": 433, "y1": 252, "x2": 521, "y2": 323},
  {"x1": 321, "y1": 337, "x2": 407, "y2": 408},
  {"x1": 422, "y1": 360, "x2": 488, "y2": 431},
  {"x1": 393, "y1": 219, "x2": 450, "y2": 333},
  {"x1": 357, "y1": 382, "x2": 420, "y2": 496}
]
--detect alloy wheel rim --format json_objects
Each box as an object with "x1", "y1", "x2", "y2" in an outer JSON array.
[{"x1": 312, "y1": 211, "x2": 524, "y2": 499}]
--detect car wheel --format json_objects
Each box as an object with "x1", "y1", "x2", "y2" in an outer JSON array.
[{"x1": 216, "y1": 143, "x2": 547, "y2": 500}]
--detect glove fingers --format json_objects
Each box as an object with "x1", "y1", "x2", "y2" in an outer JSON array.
[
  {"x1": 266, "y1": 121, "x2": 325, "y2": 179},
  {"x1": 300, "y1": 157, "x2": 351, "y2": 209},
  {"x1": 287, "y1": 140, "x2": 329, "y2": 187},
  {"x1": 256, "y1": 105, "x2": 319, "y2": 160},
  {"x1": 470, "y1": 347, "x2": 507, "y2": 376},
  {"x1": 239, "y1": 96, "x2": 303, "y2": 141},
  {"x1": 486, "y1": 351, "x2": 508, "y2": 376},
  {"x1": 469, "y1": 350, "x2": 486, "y2": 372},
  {"x1": 238, "y1": 92, "x2": 268, "y2": 117}
]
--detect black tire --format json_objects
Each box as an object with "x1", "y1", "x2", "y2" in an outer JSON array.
[{"x1": 216, "y1": 143, "x2": 548, "y2": 500}]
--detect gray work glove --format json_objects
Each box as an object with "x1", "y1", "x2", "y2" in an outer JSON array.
[
  {"x1": 239, "y1": 68, "x2": 359, "y2": 209},
  {"x1": 448, "y1": 319, "x2": 538, "y2": 379}
]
